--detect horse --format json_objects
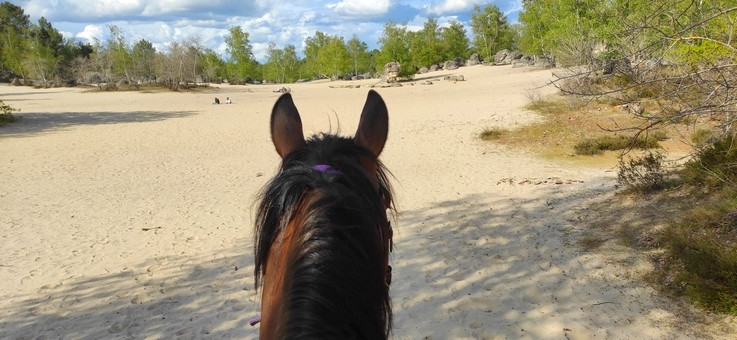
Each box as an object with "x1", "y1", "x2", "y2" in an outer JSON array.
[{"x1": 253, "y1": 90, "x2": 395, "y2": 339}]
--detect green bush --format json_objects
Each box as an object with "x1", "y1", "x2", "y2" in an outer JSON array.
[
  {"x1": 682, "y1": 134, "x2": 737, "y2": 188},
  {"x1": 574, "y1": 131, "x2": 667, "y2": 155},
  {"x1": 617, "y1": 151, "x2": 668, "y2": 192},
  {"x1": 0, "y1": 100, "x2": 19, "y2": 126},
  {"x1": 661, "y1": 188, "x2": 737, "y2": 314},
  {"x1": 479, "y1": 127, "x2": 506, "y2": 141}
]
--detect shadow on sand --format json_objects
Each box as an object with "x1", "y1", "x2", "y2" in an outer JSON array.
[
  {"x1": 0, "y1": 239, "x2": 260, "y2": 339},
  {"x1": 0, "y1": 178, "x2": 703, "y2": 339},
  {"x1": 0, "y1": 110, "x2": 198, "y2": 137}
]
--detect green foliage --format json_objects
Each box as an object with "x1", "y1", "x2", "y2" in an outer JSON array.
[
  {"x1": 346, "y1": 35, "x2": 372, "y2": 76},
  {"x1": 410, "y1": 18, "x2": 444, "y2": 67},
  {"x1": 661, "y1": 188, "x2": 737, "y2": 314},
  {"x1": 303, "y1": 31, "x2": 349, "y2": 79},
  {"x1": 470, "y1": 4, "x2": 514, "y2": 61},
  {"x1": 574, "y1": 132, "x2": 666, "y2": 155},
  {"x1": 377, "y1": 22, "x2": 413, "y2": 76},
  {"x1": 682, "y1": 134, "x2": 737, "y2": 188},
  {"x1": 518, "y1": 0, "x2": 618, "y2": 64},
  {"x1": 224, "y1": 26, "x2": 257, "y2": 81},
  {"x1": 617, "y1": 151, "x2": 668, "y2": 192},
  {"x1": 131, "y1": 39, "x2": 156, "y2": 81},
  {"x1": 441, "y1": 20, "x2": 469, "y2": 60},
  {"x1": 0, "y1": 1, "x2": 30, "y2": 74},
  {"x1": 479, "y1": 127, "x2": 506, "y2": 140},
  {"x1": 264, "y1": 44, "x2": 300, "y2": 83},
  {"x1": 0, "y1": 99, "x2": 18, "y2": 126}
]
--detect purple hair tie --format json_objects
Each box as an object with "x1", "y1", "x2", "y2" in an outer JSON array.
[
  {"x1": 249, "y1": 315, "x2": 261, "y2": 326},
  {"x1": 313, "y1": 164, "x2": 342, "y2": 175}
]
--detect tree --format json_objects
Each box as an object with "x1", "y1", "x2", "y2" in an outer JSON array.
[
  {"x1": 25, "y1": 17, "x2": 61, "y2": 85},
  {"x1": 324, "y1": 35, "x2": 348, "y2": 78},
  {"x1": 411, "y1": 18, "x2": 444, "y2": 67},
  {"x1": 224, "y1": 26, "x2": 256, "y2": 82},
  {"x1": 0, "y1": 1, "x2": 30, "y2": 74},
  {"x1": 377, "y1": 22, "x2": 412, "y2": 76},
  {"x1": 470, "y1": 4, "x2": 514, "y2": 61},
  {"x1": 441, "y1": 20, "x2": 470, "y2": 60},
  {"x1": 304, "y1": 31, "x2": 348, "y2": 79},
  {"x1": 346, "y1": 34, "x2": 370, "y2": 76},
  {"x1": 130, "y1": 39, "x2": 156, "y2": 83},
  {"x1": 106, "y1": 25, "x2": 132, "y2": 83},
  {"x1": 200, "y1": 48, "x2": 225, "y2": 82},
  {"x1": 518, "y1": 0, "x2": 618, "y2": 65},
  {"x1": 264, "y1": 43, "x2": 299, "y2": 83}
]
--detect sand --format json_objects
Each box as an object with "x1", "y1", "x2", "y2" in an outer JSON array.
[{"x1": 1, "y1": 65, "x2": 733, "y2": 339}]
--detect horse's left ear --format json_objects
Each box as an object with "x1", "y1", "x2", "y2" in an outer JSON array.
[
  {"x1": 271, "y1": 93, "x2": 306, "y2": 159},
  {"x1": 354, "y1": 90, "x2": 388, "y2": 157}
]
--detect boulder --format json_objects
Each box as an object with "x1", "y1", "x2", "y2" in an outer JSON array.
[
  {"x1": 494, "y1": 49, "x2": 514, "y2": 65},
  {"x1": 383, "y1": 62, "x2": 402, "y2": 83},
  {"x1": 467, "y1": 53, "x2": 481, "y2": 66},
  {"x1": 442, "y1": 60, "x2": 459, "y2": 70}
]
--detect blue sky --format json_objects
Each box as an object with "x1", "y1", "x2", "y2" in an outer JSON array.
[{"x1": 8, "y1": 0, "x2": 523, "y2": 62}]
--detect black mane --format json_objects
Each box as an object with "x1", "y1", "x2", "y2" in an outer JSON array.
[{"x1": 254, "y1": 133, "x2": 394, "y2": 338}]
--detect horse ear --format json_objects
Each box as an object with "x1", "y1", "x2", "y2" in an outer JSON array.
[
  {"x1": 354, "y1": 90, "x2": 388, "y2": 157},
  {"x1": 271, "y1": 93, "x2": 306, "y2": 158}
]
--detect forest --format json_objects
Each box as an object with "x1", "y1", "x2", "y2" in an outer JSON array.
[{"x1": 0, "y1": 2, "x2": 514, "y2": 88}]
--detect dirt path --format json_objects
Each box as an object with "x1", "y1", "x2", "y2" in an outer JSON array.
[{"x1": 1, "y1": 65, "x2": 730, "y2": 338}]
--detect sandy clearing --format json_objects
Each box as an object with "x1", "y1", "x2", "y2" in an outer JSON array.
[{"x1": 1, "y1": 65, "x2": 732, "y2": 339}]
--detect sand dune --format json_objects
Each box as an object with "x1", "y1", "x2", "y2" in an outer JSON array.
[{"x1": 1, "y1": 65, "x2": 732, "y2": 339}]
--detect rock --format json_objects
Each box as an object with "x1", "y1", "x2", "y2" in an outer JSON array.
[
  {"x1": 429, "y1": 64, "x2": 440, "y2": 72},
  {"x1": 513, "y1": 55, "x2": 535, "y2": 68},
  {"x1": 467, "y1": 53, "x2": 481, "y2": 66},
  {"x1": 383, "y1": 62, "x2": 402, "y2": 83},
  {"x1": 442, "y1": 60, "x2": 459, "y2": 70},
  {"x1": 534, "y1": 56, "x2": 555, "y2": 68},
  {"x1": 494, "y1": 49, "x2": 513, "y2": 65}
]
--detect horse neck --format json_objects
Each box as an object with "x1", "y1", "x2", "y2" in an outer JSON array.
[{"x1": 263, "y1": 189, "x2": 390, "y2": 339}]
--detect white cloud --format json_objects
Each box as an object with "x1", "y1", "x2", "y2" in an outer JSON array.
[
  {"x1": 331, "y1": 0, "x2": 392, "y2": 19},
  {"x1": 76, "y1": 24, "x2": 103, "y2": 43},
  {"x1": 426, "y1": 0, "x2": 475, "y2": 16}
]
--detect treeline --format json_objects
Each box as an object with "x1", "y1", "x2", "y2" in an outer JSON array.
[
  {"x1": 1, "y1": 1, "x2": 735, "y2": 89},
  {"x1": 0, "y1": 2, "x2": 516, "y2": 88}
]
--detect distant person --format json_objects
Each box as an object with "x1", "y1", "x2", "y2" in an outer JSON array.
[
  {"x1": 226, "y1": 97, "x2": 232, "y2": 104},
  {"x1": 214, "y1": 97, "x2": 220, "y2": 104}
]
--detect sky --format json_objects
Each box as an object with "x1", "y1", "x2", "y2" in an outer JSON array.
[{"x1": 8, "y1": 0, "x2": 523, "y2": 62}]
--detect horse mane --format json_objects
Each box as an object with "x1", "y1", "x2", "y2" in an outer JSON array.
[{"x1": 254, "y1": 133, "x2": 394, "y2": 338}]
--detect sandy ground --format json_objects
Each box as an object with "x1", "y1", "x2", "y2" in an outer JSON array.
[{"x1": 1, "y1": 65, "x2": 734, "y2": 339}]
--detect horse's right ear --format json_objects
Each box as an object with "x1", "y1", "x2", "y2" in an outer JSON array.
[{"x1": 271, "y1": 93, "x2": 306, "y2": 158}]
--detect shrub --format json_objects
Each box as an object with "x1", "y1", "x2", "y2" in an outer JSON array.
[
  {"x1": 682, "y1": 134, "x2": 737, "y2": 188},
  {"x1": 0, "y1": 100, "x2": 19, "y2": 126},
  {"x1": 617, "y1": 151, "x2": 668, "y2": 192},
  {"x1": 574, "y1": 131, "x2": 667, "y2": 156},
  {"x1": 480, "y1": 127, "x2": 506, "y2": 141},
  {"x1": 661, "y1": 188, "x2": 737, "y2": 314}
]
